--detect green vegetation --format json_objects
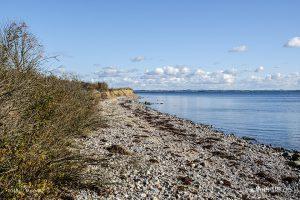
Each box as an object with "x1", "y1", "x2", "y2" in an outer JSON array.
[
  {"x1": 83, "y1": 82, "x2": 133, "y2": 93},
  {"x1": 0, "y1": 22, "x2": 99, "y2": 199},
  {"x1": 82, "y1": 82, "x2": 109, "y2": 92}
]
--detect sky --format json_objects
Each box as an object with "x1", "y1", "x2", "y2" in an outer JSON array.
[{"x1": 1, "y1": 0, "x2": 300, "y2": 90}]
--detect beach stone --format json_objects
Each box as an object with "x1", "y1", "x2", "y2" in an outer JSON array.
[{"x1": 74, "y1": 97, "x2": 300, "y2": 200}]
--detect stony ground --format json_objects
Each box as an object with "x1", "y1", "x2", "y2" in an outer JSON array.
[{"x1": 74, "y1": 97, "x2": 299, "y2": 200}]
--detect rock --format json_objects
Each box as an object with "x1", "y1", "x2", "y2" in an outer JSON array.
[
  {"x1": 100, "y1": 138, "x2": 108, "y2": 142},
  {"x1": 177, "y1": 176, "x2": 193, "y2": 185},
  {"x1": 287, "y1": 160, "x2": 300, "y2": 168},
  {"x1": 75, "y1": 98, "x2": 300, "y2": 200},
  {"x1": 282, "y1": 152, "x2": 290, "y2": 158},
  {"x1": 222, "y1": 179, "x2": 231, "y2": 187},
  {"x1": 241, "y1": 136, "x2": 256, "y2": 141},
  {"x1": 141, "y1": 193, "x2": 147, "y2": 198},
  {"x1": 149, "y1": 158, "x2": 159, "y2": 164},
  {"x1": 291, "y1": 153, "x2": 300, "y2": 161},
  {"x1": 144, "y1": 101, "x2": 152, "y2": 105}
]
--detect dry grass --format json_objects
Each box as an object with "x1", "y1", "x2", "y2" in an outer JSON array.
[{"x1": 0, "y1": 22, "x2": 100, "y2": 199}]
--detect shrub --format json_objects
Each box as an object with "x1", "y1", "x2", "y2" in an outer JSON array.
[
  {"x1": 0, "y1": 22, "x2": 98, "y2": 199},
  {"x1": 82, "y1": 82, "x2": 109, "y2": 92}
]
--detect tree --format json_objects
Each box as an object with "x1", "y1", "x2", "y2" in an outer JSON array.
[{"x1": 0, "y1": 22, "x2": 44, "y2": 70}]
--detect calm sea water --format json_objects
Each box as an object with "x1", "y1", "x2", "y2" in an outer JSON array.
[{"x1": 136, "y1": 91, "x2": 300, "y2": 151}]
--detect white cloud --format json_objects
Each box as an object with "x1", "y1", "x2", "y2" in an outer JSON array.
[
  {"x1": 195, "y1": 69, "x2": 205, "y2": 76},
  {"x1": 131, "y1": 56, "x2": 145, "y2": 62},
  {"x1": 242, "y1": 72, "x2": 300, "y2": 90},
  {"x1": 191, "y1": 69, "x2": 236, "y2": 85},
  {"x1": 229, "y1": 45, "x2": 248, "y2": 53},
  {"x1": 164, "y1": 66, "x2": 180, "y2": 75},
  {"x1": 180, "y1": 67, "x2": 190, "y2": 74},
  {"x1": 270, "y1": 73, "x2": 282, "y2": 80},
  {"x1": 207, "y1": 71, "x2": 236, "y2": 84},
  {"x1": 87, "y1": 65, "x2": 300, "y2": 90},
  {"x1": 284, "y1": 37, "x2": 300, "y2": 48},
  {"x1": 222, "y1": 74, "x2": 235, "y2": 84},
  {"x1": 255, "y1": 66, "x2": 264, "y2": 73},
  {"x1": 154, "y1": 68, "x2": 164, "y2": 75},
  {"x1": 145, "y1": 67, "x2": 164, "y2": 75},
  {"x1": 146, "y1": 66, "x2": 190, "y2": 76}
]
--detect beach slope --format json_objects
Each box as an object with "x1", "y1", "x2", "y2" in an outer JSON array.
[{"x1": 76, "y1": 98, "x2": 299, "y2": 199}]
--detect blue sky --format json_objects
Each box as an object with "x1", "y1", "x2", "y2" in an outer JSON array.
[{"x1": 1, "y1": 0, "x2": 300, "y2": 89}]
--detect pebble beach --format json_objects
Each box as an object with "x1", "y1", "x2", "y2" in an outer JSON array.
[{"x1": 75, "y1": 97, "x2": 300, "y2": 199}]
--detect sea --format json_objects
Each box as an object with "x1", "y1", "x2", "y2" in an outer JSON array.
[{"x1": 135, "y1": 90, "x2": 300, "y2": 151}]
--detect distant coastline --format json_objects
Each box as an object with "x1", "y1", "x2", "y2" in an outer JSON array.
[{"x1": 135, "y1": 90, "x2": 300, "y2": 93}]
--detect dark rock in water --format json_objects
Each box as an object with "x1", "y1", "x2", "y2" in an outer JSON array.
[
  {"x1": 241, "y1": 136, "x2": 256, "y2": 141},
  {"x1": 282, "y1": 152, "x2": 290, "y2": 158},
  {"x1": 273, "y1": 146, "x2": 284, "y2": 152},
  {"x1": 144, "y1": 101, "x2": 152, "y2": 105}
]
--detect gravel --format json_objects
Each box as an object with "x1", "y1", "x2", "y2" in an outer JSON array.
[{"x1": 74, "y1": 97, "x2": 300, "y2": 199}]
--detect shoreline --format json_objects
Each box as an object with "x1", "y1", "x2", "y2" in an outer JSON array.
[
  {"x1": 76, "y1": 97, "x2": 299, "y2": 199},
  {"x1": 141, "y1": 99, "x2": 298, "y2": 153},
  {"x1": 136, "y1": 92, "x2": 300, "y2": 152}
]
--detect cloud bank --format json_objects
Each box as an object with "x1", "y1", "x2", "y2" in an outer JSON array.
[{"x1": 88, "y1": 65, "x2": 300, "y2": 90}]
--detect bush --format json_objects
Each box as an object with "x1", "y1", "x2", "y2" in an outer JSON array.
[
  {"x1": 0, "y1": 22, "x2": 98, "y2": 198},
  {"x1": 82, "y1": 82, "x2": 109, "y2": 92}
]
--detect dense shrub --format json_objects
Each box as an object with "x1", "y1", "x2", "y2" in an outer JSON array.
[
  {"x1": 82, "y1": 82, "x2": 109, "y2": 91},
  {"x1": 0, "y1": 22, "x2": 98, "y2": 198}
]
